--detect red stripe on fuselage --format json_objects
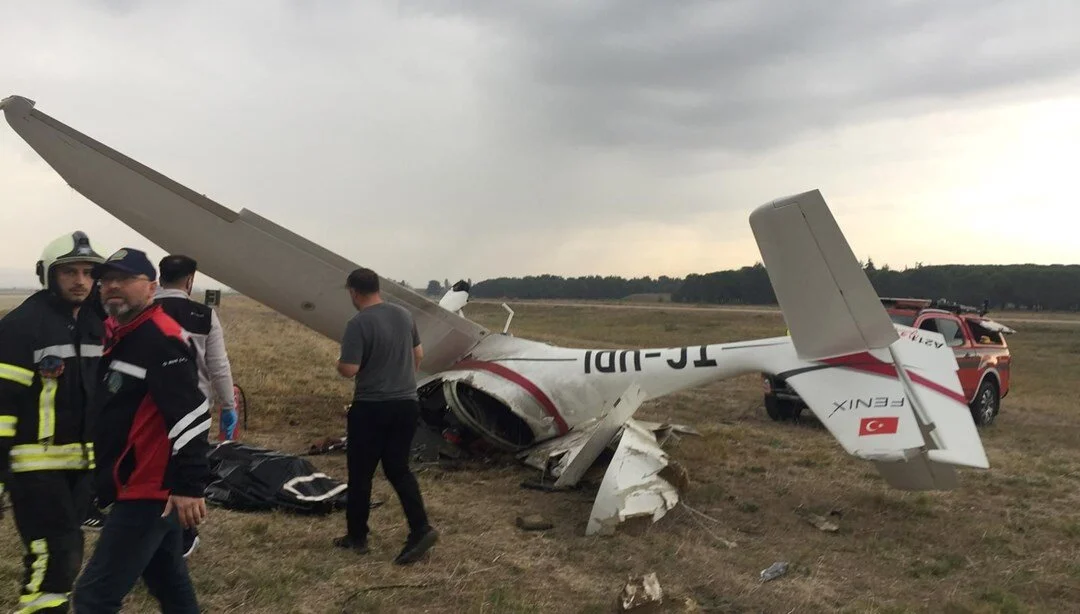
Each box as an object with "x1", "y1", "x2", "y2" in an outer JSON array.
[
  {"x1": 452, "y1": 360, "x2": 570, "y2": 435},
  {"x1": 822, "y1": 352, "x2": 967, "y2": 405}
]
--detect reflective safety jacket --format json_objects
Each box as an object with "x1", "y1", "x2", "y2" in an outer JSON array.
[
  {"x1": 0, "y1": 291, "x2": 104, "y2": 479},
  {"x1": 91, "y1": 303, "x2": 212, "y2": 505}
]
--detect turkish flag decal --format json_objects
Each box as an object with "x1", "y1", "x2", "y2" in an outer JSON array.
[{"x1": 859, "y1": 417, "x2": 899, "y2": 436}]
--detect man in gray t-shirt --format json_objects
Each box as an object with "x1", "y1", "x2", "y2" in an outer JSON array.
[
  {"x1": 334, "y1": 267, "x2": 438, "y2": 565},
  {"x1": 339, "y1": 302, "x2": 421, "y2": 402}
]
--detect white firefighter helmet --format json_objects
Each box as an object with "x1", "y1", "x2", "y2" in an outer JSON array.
[{"x1": 35, "y1": 230, "x2": 106, "y2": 289}]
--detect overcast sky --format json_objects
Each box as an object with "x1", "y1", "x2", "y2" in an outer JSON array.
[{"x1": 1, "y1": 0, "x2": 1078, "y2": 290}]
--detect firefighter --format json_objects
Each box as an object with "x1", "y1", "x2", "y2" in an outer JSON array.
[{"x1": 0, "y1": 231, "x2": 106, "y2": 613}]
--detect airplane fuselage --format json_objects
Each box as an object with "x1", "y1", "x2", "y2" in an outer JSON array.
[{"x1": 420, "y1": 333, "x2": 797, "y2": 451}]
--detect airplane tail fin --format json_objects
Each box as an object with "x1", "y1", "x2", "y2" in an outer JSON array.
[
  {"x1": 750, "y1": 190, "x2": 989, "y2": 490},
  {"x1": 749, "y1": 189, "x2": 898, "y2": 360}
]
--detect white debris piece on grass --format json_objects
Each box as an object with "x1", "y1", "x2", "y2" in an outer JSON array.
[
  {"x1": 554, "y1": 383, "x2": 645, "y2": 488},
  {"x1": 794, "y1": 506, "x2": 840, "y2": 532},
  {"x1": 586, "y1": 419, "x2": 680, "y2": 536},
  {"x1": 619, "y1": 572, "x2": 663, "y2": 611}
]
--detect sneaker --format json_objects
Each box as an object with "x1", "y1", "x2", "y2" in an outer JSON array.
[
  {"x1": 333, "y1": 535, "x2": 369, "y2": 554},
  {"x1": 394, "y1": 527, "x2": 438, "y2": 565},
  {"x1": 82, "y1": 507, "x2": 106, "y2": 531},
  {"x1": 182, "y1": 527, "x2": 200, "y2": 559}
]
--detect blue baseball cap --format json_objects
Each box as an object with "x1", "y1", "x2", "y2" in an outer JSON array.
[{"x1": 92, "y1": 248, "x2": 157, "y2": 281}]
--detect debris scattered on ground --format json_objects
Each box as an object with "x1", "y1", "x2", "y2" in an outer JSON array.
[
  {"x1": 760, "y1": 561, "x2": 789, "y2": 582},
  {"x1": 586, "y1": 420, "x2": 680, "y2": 536},
  {"x1": 634, "y1": 421, "x2": 702, "y2": 447},
  {"x1": 516, "y1": 514, "x2": 554, "y2": 531},
  {"x1": 619, "y1": 573, "x2": 663, "y2": 612},
  {"x1": 795, "y1": 505, "x2": 840, "y2": 532},
  {"x1": 681, "y1": 597, "x2": 705, "y2": 613}
]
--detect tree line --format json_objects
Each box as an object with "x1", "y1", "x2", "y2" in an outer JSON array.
[
  {"x1": 445, "y1": 263, "x2": 1080, "y2": 311},
  {"x1": 464, "y1": 274, "x2": 682, "y2": 301}
]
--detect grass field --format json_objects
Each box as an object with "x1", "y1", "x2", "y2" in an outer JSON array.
[
  {"x1": 2, "y1": 296, "x2": 1079, "y2": 613},
  {"x1": 0, "y1": 294, "x2": 31, "y2": 312}
]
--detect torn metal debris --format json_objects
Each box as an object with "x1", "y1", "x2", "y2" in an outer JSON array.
[
  {"x1": 760, "y1": 561, "x2": 789, "y2": 582},
  {"x1": 586, "y1": 419, "x2": 680, "y2": 536},
  {"x1": 618, "y1": 573, "x2": 663, "y2": 612},
  {"x1": 795, "y1": 506, "x2": 840, "y2": 532},
  {"x1": 514, "y1": 383, "x2": 692, "y2": 536},
  {"x1": 555, "y1": 384, "x2": 646, "y2": 489}
]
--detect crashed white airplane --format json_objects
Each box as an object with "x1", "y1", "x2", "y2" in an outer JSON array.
[{"x1": 1, "y1": 95, "x2": 990, "y2": 536}]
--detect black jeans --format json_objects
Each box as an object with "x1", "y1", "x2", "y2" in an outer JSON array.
[
  {"x1": 72, "y1": 500, "x2": 199, "y2": 613},
  {"x1": 8, "y1": 470, "x2": 92, "y2": 613},
  {"x1": 347, "y1": 399, "x2": 430, "y2": 541}
]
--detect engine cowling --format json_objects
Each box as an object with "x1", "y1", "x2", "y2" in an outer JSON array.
[{"x1": 418, "y1": 366, "x2": 562, "y2": 452}]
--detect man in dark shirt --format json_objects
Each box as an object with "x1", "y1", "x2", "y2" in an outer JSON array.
[
  {"x1": 72, "y1": 248, "x2": 209, "y2": 613},
  {"x1": 0, "y1": 231, "x2": 105, "y2": 614},
  {"x1": 334, "y1": 267, "x2": 437, "y2": 565},
  {"x1": 155, "y1": 254, "x2": 238, "y2": 559}
]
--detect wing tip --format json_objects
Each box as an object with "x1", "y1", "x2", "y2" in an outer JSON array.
[
  {"x1": 750, "y1": 188, "x2": 824, "y2": 217},
  {"x1": 0, "y1": 94, "x2": 35, "y2": 116}
]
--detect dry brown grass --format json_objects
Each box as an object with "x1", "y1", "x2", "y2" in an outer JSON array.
[{"x1": 2, "y1": 297, "x2": 1079, "y2": 613}]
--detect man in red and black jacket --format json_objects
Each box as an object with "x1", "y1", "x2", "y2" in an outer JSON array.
[{"x1": 72, "y1": 248, "x2": 210, "y2": 614}]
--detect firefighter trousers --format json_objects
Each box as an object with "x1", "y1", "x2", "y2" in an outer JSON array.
[{"x1": 7, "y1": 469, "x2": 93, "y2": 613}]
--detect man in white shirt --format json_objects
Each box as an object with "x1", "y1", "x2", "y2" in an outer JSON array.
[
  {"x1": 155, "y1": 255, "x2": 238, "y2": 441},
  {"x1": 154, "y1": 255, "x2": 237, "y2": 559}
]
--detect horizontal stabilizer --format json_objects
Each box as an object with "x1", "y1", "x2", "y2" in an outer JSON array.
[
  {"x1": 887, "y1": 328, "x2": 989, "y2": 470},
  {"x1": 784, "y1": 352, "x2": 926, "y2": 458},
  {"x1": 782, "y1": 326, "x2": 988, "y2": 490}
]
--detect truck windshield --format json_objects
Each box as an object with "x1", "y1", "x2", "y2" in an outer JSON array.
[{"x1": 889, "y1": 313, "x2": 916, "y2": 326}]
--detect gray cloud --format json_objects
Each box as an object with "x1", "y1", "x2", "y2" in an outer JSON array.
[
  {"x1": 410, "y1": 0, "x2": 1080, "y2": 153},
  {"x1": 1, "y1": 0, "x2": 1076, "y2": 286}
]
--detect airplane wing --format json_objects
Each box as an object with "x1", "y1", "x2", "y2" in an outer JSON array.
[{"x1": 0, "y1": 95, "x2": 490, "y2": 375}]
